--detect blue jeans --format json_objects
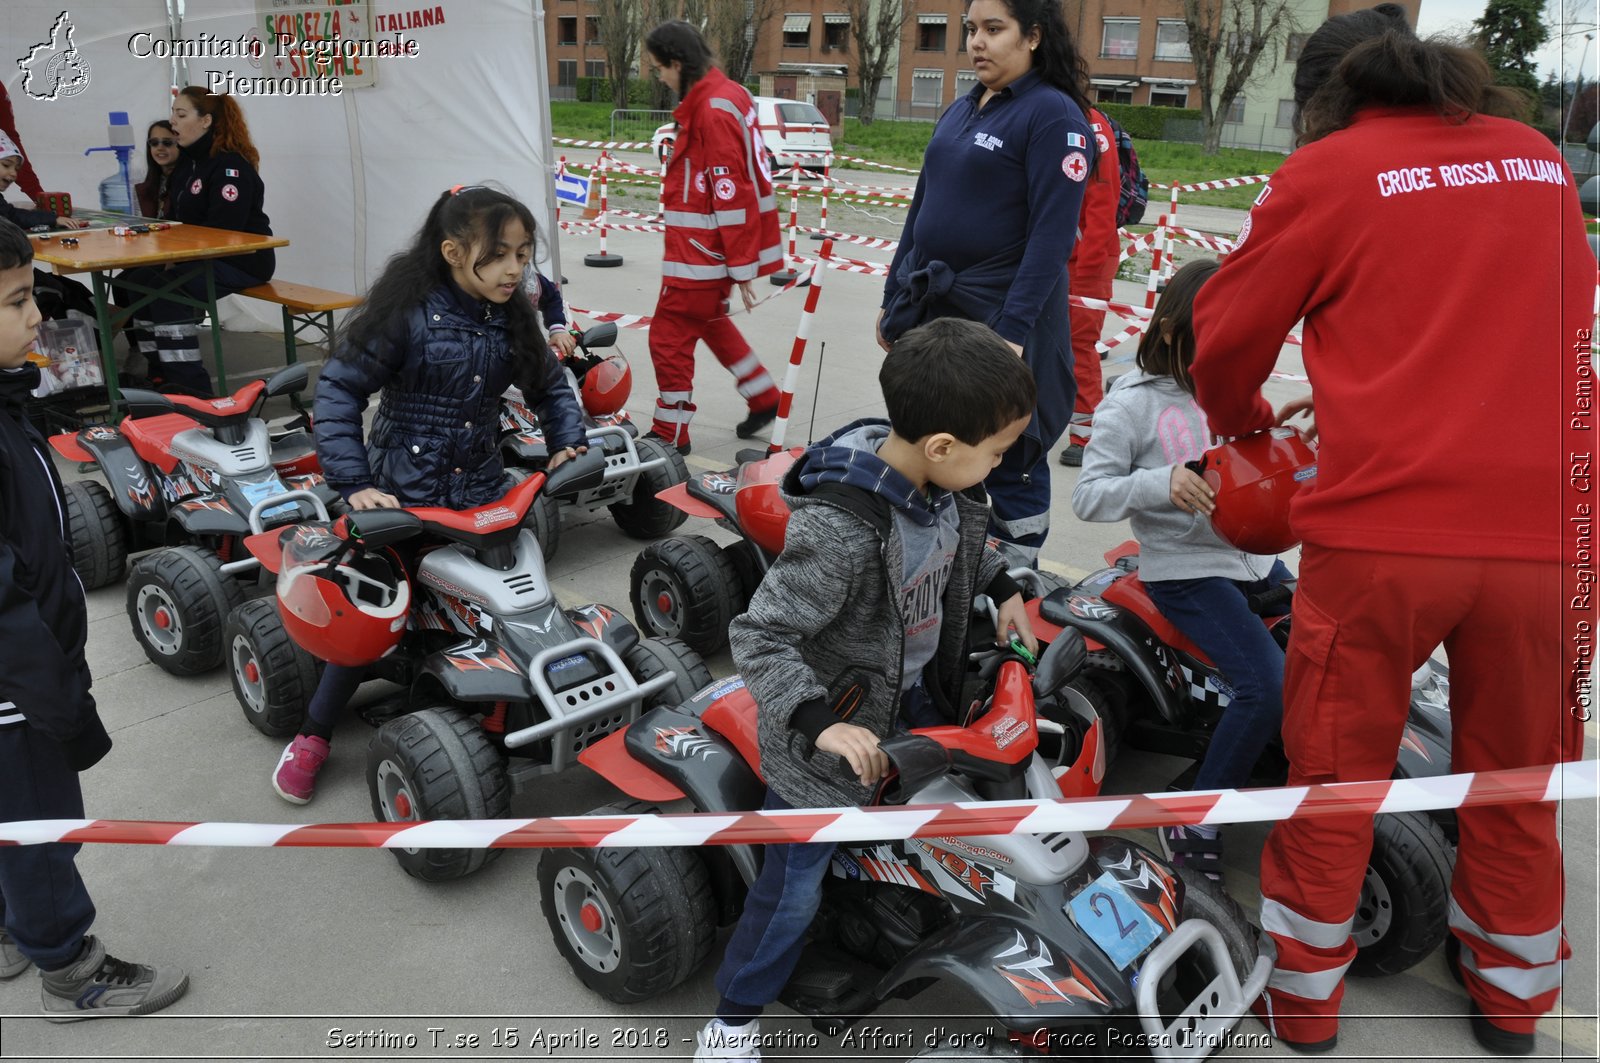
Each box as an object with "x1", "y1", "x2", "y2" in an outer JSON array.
[
  {"x1": 712, "y1": 790, "x2": 836, "y2": 1020},
  {"x1": 1143, "y1": 561, "x2": 1292, "y2": 791},
  {"x1": 0, "y1": 726, "x2": 96, "y2": 971}
]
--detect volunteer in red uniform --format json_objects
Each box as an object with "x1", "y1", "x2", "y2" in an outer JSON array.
[
  {"x1": 1059, "y1": 103, "x2": 1120, "y2": 466},
  {"x1": 1190, "y1": 6, "x2": 1590, "y2": 1055},
  {"x1": 643, "y1": 20, "x2": 783, "y2": 454}
]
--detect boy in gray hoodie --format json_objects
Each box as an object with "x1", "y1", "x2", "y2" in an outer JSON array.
[{"x1": 695, "y1": 318, "x2": 1039, "y2": 1061}]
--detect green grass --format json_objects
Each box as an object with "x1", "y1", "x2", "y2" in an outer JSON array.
[{"x1": 550, "y1": 103, "x2": 1284, "y2": 202}]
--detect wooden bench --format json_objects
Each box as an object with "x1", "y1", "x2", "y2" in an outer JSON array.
[{"x1": 238, "y1": 279, "x2": 362, "y2": 371}]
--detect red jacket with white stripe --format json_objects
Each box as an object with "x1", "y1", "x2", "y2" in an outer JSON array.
[
  {"x1": 1192, "y1": 105, "x2": 1592, "y2": 562},
  {"x1": 1068, "y1": 106, "x2": 1122, "y2": 283},
  {"x1": 661, "y1": 68, "x2": 783, "y2": 289}
]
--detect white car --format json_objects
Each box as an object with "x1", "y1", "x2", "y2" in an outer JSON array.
[{"x1": 651, "y1": 96, "x2": 833, "y2": 175}]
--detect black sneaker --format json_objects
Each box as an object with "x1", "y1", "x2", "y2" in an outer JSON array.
[
  {"x1": 1059, "y1": 443, "x2": 1084, "y2": 467},
  {"x1": 1449, "y1": 937, "x2": 1536, "y2": 1055},
  {"x1": 735, "y1": 406, "x2": 778, "y2": 440},
  {"x1": 40, "y1": 936, "x2": 189, "y2": 1022},
  {"x1": 1, "y1": 930, "x2": 31, "y2": 979},
  {"x1": 1278, "y1": 1033, "x2": 1339, "y2": 1054},
  {"x1": 1159, "y1": 825, "x2": 1224, "y2": 882}
]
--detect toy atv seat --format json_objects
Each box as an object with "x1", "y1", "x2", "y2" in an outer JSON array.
[
  {"x1": 119, "y1": 363, "x2": 309, "y2": 444},
  {"x1": 404, "y1": 449, "x2": 606, "y2": 555}
]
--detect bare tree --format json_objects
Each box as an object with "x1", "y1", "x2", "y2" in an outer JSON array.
[
  {"x1": 593, "y1": 0, "x2": 645, "y2": 108},
  {"x1": 846, "y1": 0, "x2": 912, "y2": 125},
  {"x1": 1180, "y1": 0, "x2": 1298, "y2": 153},
  {"x1": 702, "y1": 0, "x2": 781, "y2": 84}
]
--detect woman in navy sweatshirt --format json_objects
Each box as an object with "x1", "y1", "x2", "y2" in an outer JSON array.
[{"x1": 877, "y1": 0, "x2": 1092, "y2": 567}]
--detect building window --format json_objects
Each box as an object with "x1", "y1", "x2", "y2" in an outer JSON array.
[
  {"x1": 955, "y1": 69, "x2": 978, "y2": 96},
  {"x1": 1154, "y1": 20, "x2": 1190, "y2": 61},
  {"x1": 823, "y1": 16, "x2": 848, "y2": 52},
  {"x1": 918, "y1": 14, "x2": 947, "y2": 51},
  {"x1": 1096, "y1": 86, "x2": 1134, "y2": 105},
  {"x1": 782, "y1": 13, "x2": 811, "y2": 48},
  {"x1": 1285, "y1": 33, "x2": 1308, "y2": 61},
  {"x1": 557, "y1": 59, "x2": 576, "y2": 87},
  {"x1": 585, "y1": 59, "x2": 606, "y2": 78},
  {"x1": 1224, "y1": 96, "x2": 1246, "y2": 123},
  {"x1": 585, "y1": 16, "x2": 600, "y2": 43},
  {"x1": 912, "y1": 69, "x2": 944, "y2": 110},
  {"x1": 1101, "y1": 19, "x2": 1139, "y2": 59},
  {"x1": 1227, "y1": 31, "x2": 1254, "y2": 57},
  {"x1": 1276, "y1": 99, "x2": 1297, "y2": 128},
  {"x1": 556, "y1": 16, "x2": 577, "y2": 45},
  {"x1": 1149, "y1": 87, "x2": 1188, "y2": 107}
]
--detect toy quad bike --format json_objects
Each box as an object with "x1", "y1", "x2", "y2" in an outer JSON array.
[
  {"x1": 1014, "y1": 542, "x2": 1456, "y2": 977},
  {"x1": 499, "y1": 322, "x2": 689, "y2": 559},
  {"x1": 49, "y1": 364, "x2": 338, "y2": 675},
  {"x1": 540, "y1": 631, "x2": 1274, "y2": 1059},
  {"x1": 233, "y1": 447, "x2": 714, "y2": 882},
  {"x1": 627, "y1": 447, "x2": 802, "y2": 655}
]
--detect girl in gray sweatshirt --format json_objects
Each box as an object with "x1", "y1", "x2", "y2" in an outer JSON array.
[{"x1": 1070, "y1": 259, "x2": 1291, "y2": 883}]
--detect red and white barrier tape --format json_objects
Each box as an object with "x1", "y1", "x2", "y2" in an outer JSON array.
[
  {"x1": 560, "y1": 220, "x2": 666, "y2": 236},
  {"x1": 798, "y1": 227, "x2": 900, "y2": 251},
  {"x1": 2, "y1": 763, "x2": 1590, "y2": 850},
  {"x1": 1154, "y1": 174, "x2": 1271, "y2": 194},
  {"x1": 554, "y1": 136, "x2": 653, "y2": 151}
]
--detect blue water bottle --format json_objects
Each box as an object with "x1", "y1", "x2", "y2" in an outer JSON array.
[{"x1": 86, "y1": 111, "x2": 136, "y2": 214}]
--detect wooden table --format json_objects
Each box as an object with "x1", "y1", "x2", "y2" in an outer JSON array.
[{"x1": 33, "y1": 224, "x2": 289, "y2": 414}]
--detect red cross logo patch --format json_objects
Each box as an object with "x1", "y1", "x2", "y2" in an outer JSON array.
[
  {"x1": 221, "y1": 184, "x2": 239, "y2": 202},
  {"x1": 1062, "y1": 152, "x2": 1088, "y2": 182},
  {"x1": 190, "y1": 179, "x2": 203, "y2": 194}
]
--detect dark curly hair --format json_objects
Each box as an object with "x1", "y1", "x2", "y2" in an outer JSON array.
[
  {"x1": 965, "y1": 0, "x2": 1093, "y2": 117},
  {"x1": 645, "y1": 21, "x2": 715, "y2": 100},
  {"x1": 1293, "y1": 4, "x2": 1529, "y2": 145},
  {"x1": 336, "y1": 186, "x2": 552, "y2": 394}
]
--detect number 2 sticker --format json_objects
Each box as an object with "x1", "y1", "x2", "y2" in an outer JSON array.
[{"x1": 1068, "y1": 870, "x2": 1163, "y2": 969}]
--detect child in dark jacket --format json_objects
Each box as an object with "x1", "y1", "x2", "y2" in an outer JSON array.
[
  {"x1": 696, "y1": 318, "x2": 1039, "y2": 1061},
  {"x1": 0, "y1": 219, "x2": 188, "y2": 1020},
  {"x1": 270, "y1": 186, "x2": 587, "y2": 804}
]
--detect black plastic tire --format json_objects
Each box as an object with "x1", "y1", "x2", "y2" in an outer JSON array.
[
  {"x1": 539, "y1": 800, "x2": 716, "y2": 1003},
  {"x1": 623, "y1": 637, "x2": 713, "y2": 710},
  {"x1": 608, "y1": 435, "x2": 690, "y2": 540},
  {"x1": 1349, "y1": 810, "x2": 1455, "y2": 976},
  {"x1": 1174, "y1": 864, "x2": 1265, "y2": 986},
  {"x1": 62, "y1": 480, "x2": 127, "y2": 589},
  {"x1": 126, "y1": 546, "x2": 245, "y2": 674},
  {"x1": 722, "y1": 539, "x2": 762, "y2": 609},
  {"x1": 225, "y1": 598, "x2": 321, "y2": 737},
  {"x1": 1038, "y1": 676, "x2": 1117, "y2": 780},
  {"x1": 366, "y1": 707, "x2": 511, "y2": 882},
  {"x1": 629, "y1": 534, "x2": 743, "y2": 655},
  {"x1": 529, "y1": 490, "x2": 561, "y2": 561}
]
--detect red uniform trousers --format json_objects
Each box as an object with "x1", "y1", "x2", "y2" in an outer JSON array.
[
  {"x1": 647, "y1": 280, "x2": 779, "y2": 448},
  {"x1": 1066, "y1": 272, "x2": 1114, "y2": 447},
  {"x1": 1256, "y1": 546, "x2": 1581, "y2": 1045}
]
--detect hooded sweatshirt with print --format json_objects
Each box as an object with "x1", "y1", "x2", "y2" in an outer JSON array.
[
  {"x1": 729, "y1": 419, "x2": 1021, "y2": 810},
  {"x1": 1071, "y1": 369, "x2": 1276, "y2": 583}
]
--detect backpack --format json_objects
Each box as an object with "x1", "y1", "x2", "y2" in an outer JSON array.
[{"x1": 1101, "y1": 114, "x2": 1150, "y2": 227}]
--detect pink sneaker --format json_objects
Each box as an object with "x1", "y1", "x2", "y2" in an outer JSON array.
[{"x1": 272, "y1": 735, "x2": 329, "y2": 804}]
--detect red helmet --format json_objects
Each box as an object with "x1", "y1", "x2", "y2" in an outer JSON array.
[
  {"x1": 580, "y1": 354, "x2": 631, "y2": 416},
  {"x1": 276, "y1": 525, "x2": 411, "y2": 666},
  {"x1": 1194, "y1": 426, "x2": 1318, "y2": 555}
]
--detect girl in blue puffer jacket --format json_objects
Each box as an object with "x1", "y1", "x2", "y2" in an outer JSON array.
[{"x1": 270, "y1": 185, "x2": 587, "y2": 804}]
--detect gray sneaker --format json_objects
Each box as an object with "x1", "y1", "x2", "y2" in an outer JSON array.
[
  {"x1": 39, "y1": 936, "x2": 189, "y2": 1022},
  {"x1": 1, "y1": 929, "x2": 31, "y2": 979}
]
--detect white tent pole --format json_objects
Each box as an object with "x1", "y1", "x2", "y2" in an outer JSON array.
[{"x1": 530, "y1": 0, "x2": 561, "y2": 282}]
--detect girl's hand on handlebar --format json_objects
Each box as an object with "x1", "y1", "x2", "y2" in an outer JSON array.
[
  {"x1": 349, "y1": 487, "x2": 401, "y2": 510},
  {"x1": 994, "y1": 592, "x2": 1038, "y2": 656},
  {"x1": 548, "y1": 330, "x2": 577, "y2": 359},
  {"x1": 545, "y1": 444, "x2": 588, "y2": 471},
  {"x1": 816, "y1": 722, "x2": 889, "y2": 785},
  {"x1": 1275, "y1": 395, "x2": 1318, "y2": 442}
]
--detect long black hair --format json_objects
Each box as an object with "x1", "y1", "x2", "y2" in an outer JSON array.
[
  {"x1": 645, "y1": 21, "x2": 715, "y2": 100},
  {"x1": 1136, "y1": 259, "x2": 1221, "y2": 396},
  {"x1": 338, "y1": 186, "x2": 550, "y2": 391},
  {"x1": 967, "y1": 0, "x2": 1093, "y2": 117},
  {"x1": 1293, "y1": 3, "x2": 1529, "y2": 145}
]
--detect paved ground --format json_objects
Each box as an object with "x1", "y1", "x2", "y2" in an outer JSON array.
[{"x1": 1, "y1": 214, "x2": 1595, "y2": 1062}]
